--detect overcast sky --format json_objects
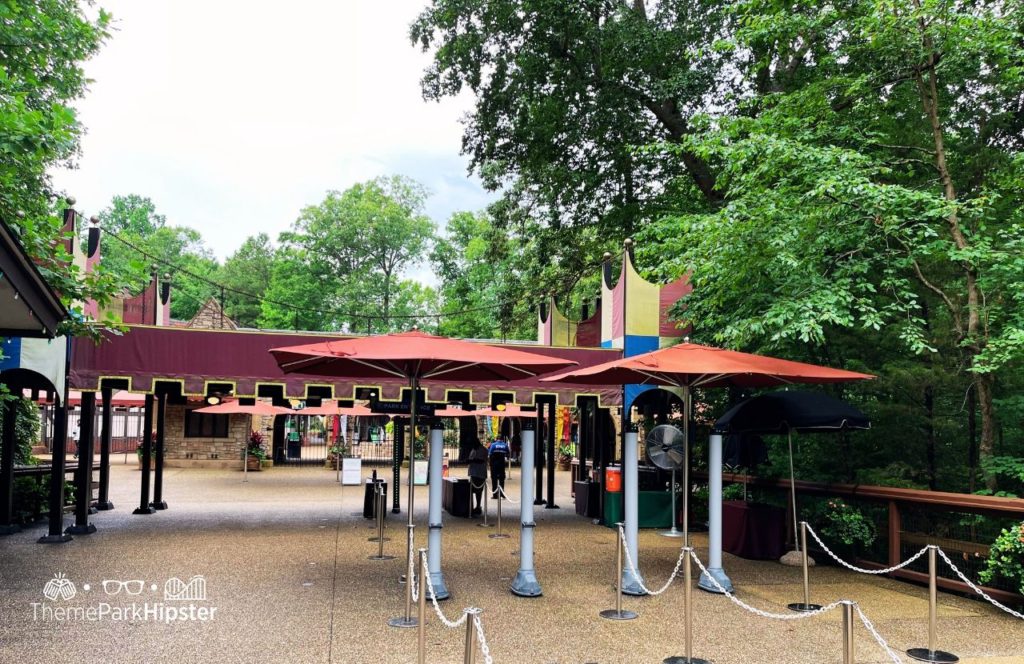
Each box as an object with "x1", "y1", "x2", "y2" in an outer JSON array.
[{"x1": 51, "y1": 0, "x2": 492, "y2": 280}]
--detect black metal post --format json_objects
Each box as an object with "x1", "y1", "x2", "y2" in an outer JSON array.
[
  {"x1": 0, "y1": 395, "x2": 19, "y2": 534},
  {"x1": 95, "y1": 387, "x2": 114, "y2": 510},
  {"x1": 133, "y1": 393, "x2": 155, "y2": 514},
  {"x1": 67, "y1": 391, "x2": 97, "y2": 534},
  {"x1": 545, "y1": 400, "x2": 559, "y2": 509},
  {"x1": 40, "y1": 337, "x2": 73, "y2": 543},
  {"x1": 534, "y1": 406, "x2": 545, "y2": 505},
  {"x1": 392, "y1": 416, "x2": 404, "y2": 513},
  {"x1": 150, "y1": 391, "x2": 167, "y2": 510}
]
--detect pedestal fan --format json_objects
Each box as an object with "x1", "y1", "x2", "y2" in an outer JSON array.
[{"x1": 645, "y1": 425, "x2": 686, "y2": 538}]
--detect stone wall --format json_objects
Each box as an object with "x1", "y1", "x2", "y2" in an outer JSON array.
[{"x1": 163, "y1": 404, "x2": 264, "y2": 469}]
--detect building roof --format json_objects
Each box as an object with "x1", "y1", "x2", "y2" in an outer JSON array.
[{"x1": 0, "y1": 218, "x2": 67, "y2": 337}]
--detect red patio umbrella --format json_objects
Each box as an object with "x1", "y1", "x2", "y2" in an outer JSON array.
[
  {"x1": 194, "y1": 400, "x2": 294, "y2": 482},
  {"x1": 270, "y1": 330, "x2": 575, "y2": 616},
  {"x1": 541, "y1": 340, "x2": 873, "y2": 592}
]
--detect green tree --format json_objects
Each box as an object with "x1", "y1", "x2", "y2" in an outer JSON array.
[
  {"x1": 0, "y1": 0, "x2": 119, "y2": 336},
  {"x1": 221, "y1": 233, "x2": 275, "y2": 328}
]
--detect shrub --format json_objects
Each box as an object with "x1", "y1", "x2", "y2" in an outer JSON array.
[{"x1": 979, "y1": 521, "x2": 1024, "y2": 595}]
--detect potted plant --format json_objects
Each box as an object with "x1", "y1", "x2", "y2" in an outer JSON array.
[
  {"x1": 556, "y1": 443, "x2": 573, "y2": 471},
  {"x1": 246, "y1": 430, "x2": 267, "y2": 471},
  {"x1": 135, "y1": 443, "x2": 144, "y2": 470},
  {"x1": 326, "y1": 443, "x2": 350, "y2": 468}
]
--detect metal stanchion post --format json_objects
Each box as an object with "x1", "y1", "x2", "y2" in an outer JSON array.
[
  {"x1": 387, "y1": 524, "x2": 418, "y2": 627},
  {"x1": 417, "y1": 548, "x2": 427, "y2": 664},
  {"x1": 789, "y1": 521, "x2": 822, "y2": 612},
  {"x1": 842, "y1": 602, "x2": 855, "y2": 664},
  {"x1": 907, "y1": 546, "x2": 959, "y2": 663},
  {"x1": 477, "y1": 485, "x2": 492, "y2": 528},
  {"x1": 489, "y1": 488, "x2": 509, "y2": 539},
  {"x1": 601, "y1": 523, "x2": 638, "y2": 620},
  {"x1": 369, "y1": 484, "x2": 390, "y2": 541},
  {"x1": 463, "y1": 608, "x2": 480, "y2": 664},
  {"x1": 664, "y1": 548, "x2": 710, "y2": 664},
  {"x1": 369, "y1": 486, "x2": 395, "y2": 561}
]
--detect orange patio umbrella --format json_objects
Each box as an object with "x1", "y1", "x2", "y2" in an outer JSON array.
[{"x1": 194, "y1": 400, "x2": 294, "y2": 482}]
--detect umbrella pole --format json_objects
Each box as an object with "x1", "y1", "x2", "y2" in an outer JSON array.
[
  {"x1": 243, "y1": 415, "x2": 250, "y2": 483},
  {"x1": 683, "y1": 385, "x2": 691, "y2": 548},
  {"x1": 788, "y1": 429, "x2": 799, "y2": 552}
]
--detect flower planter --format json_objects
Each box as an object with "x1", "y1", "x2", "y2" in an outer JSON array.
[{"x1": 245, "y1": 455, "x2": 262, "y2": 471}]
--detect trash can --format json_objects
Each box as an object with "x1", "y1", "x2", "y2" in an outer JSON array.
[
  {"x1": 363, "y1": 479, "x2": 387, "y2": 519},
  {"x1": 603, "y1": 465, "x2": 623, "y2": 526}
]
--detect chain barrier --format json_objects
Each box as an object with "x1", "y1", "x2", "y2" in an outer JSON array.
[
  {"x1": 473, "y1": 614, "x2": 494, "y2": 664},
  {"x1": 496, "y1": 486, "x2": 520, "y2": 504},
  {"x1": 617, "y1": 524, "x2": 687, "y2": 596},
  {"x1": 808, "y1": 524, "x2": 1024, "y2": 621},
  {"x1": 854, "y1": 603, "x2": 904, "y2": 664},
  {"x1": 470, "y1": 479, "x2": 487, "y2": 490},
  {"x1": 421, "y1": 557, "x2": 468, "y2": 628},
  {"x1": 805, "y1": 524, "x2": 929, "y2": 574},
  {"x1": 688, "y1": 550, "x2": 846, "y2": 620},
  {"x1": 934, "y1": 547, "x2": 1024, "y2": 620}
]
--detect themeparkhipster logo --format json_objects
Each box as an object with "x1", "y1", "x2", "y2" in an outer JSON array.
[{"x1": 31, "y1": 572, "x2": 217, "y2": 624}]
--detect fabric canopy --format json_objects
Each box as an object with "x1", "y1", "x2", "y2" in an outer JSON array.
[
  {"x1": 270, "y1": 329, "x2": 576, "y2": 382},
  {"x1": 193, "y1": 400, "x2": 293, "y2": 416},
  {"x1": 541, "y1": 341, "x2": 873, "y2": 388},
  {"x1": 713, "y1": 390, "x2": 871, "y2": 434},
  {"x1": 297, "y1": 403, "x2": 375, "y2": 417}
]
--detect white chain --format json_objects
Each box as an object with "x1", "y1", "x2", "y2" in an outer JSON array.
[
  {"x1": 496, "y1": 485, "x2": 520, "y2": 504},
  {"x1": 854, "y1": 603, "x2": 904, "y2": 663},
  {"x1": 805, "y1": 524, "x2": 929, "y2": 574},
  {"x1": 935, "y1": 547, "x2": 1024, "y2": 620},
  {"x1": 473, "y1": 613, "x2": 494, "y2": 664},
  {"x1": 421, "y1": 557, "x2": 468, "y2": 628},
  {"x1": 617, "y1": 524, "x2": 686, "y2": 595},
  {"x1": 689, "y1": 550, "x2": 846, "y2": 620}
]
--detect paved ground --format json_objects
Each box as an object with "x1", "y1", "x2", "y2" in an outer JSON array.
[{"x1": 1, "y1": 462, "x2": 1022, "y2": 664}]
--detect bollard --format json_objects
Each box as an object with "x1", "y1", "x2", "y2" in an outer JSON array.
[
  {"x1": 663, "y1": 548, "x2": 710, "y2": 664},
  {"x1": 463, "y1": 608, "x2": 481, "y2": 664},
  {"x1": 417, "y1": 548, "x2": 428, "y2": 664},
  {"x1": 488, "y1": 488, "x2": 509, "y2": 539},
  {"x1": 477, "y1": 485, "x2": 492, "y2": 528},
  {"x1": 906, "y1": 546, "x2": 959, "y2": 663},
  {"x1": 842, "y1": 602, "x2": 855, "y2": 664},
  {"x1": 369, "y1": 486, "x2": 395, "y2": 561},
  {"x1": 788, "y1": 522, "x2": 822, "y2": 612},
  {"x1": 387, "y1": 524, "x2": 418, "y2": 628},
  {"x1": 600, "y1": 523, "x2": 638, "y2": 620}
]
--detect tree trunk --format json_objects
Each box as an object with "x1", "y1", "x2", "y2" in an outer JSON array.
[
  {"x1": 975, "y1": 373, "x2": 997, "y2": 491},
  {"x1": 967, "y1": 384, "x2": 978, "y2": 493}
]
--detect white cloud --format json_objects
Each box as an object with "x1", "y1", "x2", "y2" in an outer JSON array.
[{"x1": 52, "y1": 0, "x2": 494, "y2": 283}]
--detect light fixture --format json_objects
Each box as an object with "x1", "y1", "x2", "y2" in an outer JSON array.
[{"x1": 206, "y1": 395, "x2": 221, "y2": 406}]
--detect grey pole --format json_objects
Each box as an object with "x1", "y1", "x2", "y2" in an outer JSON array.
[
  {"x1": 370, "y1": 484, "x2": 394, "y2": 560},
  {"x1": 511, "y1": 419, "x2": 541, "y2": 596},
  {"x1": 788, "y1": 521, "x2": 822, "y2": 611},
  {"x1": 427, "y1": 421, "x2": 450, "y2": 599},
  {"x1": 388, "y1": 522, "x2": 417, "y2": 627},
  {"x1": 417, "y1": 548, "x2": 428, "y2": 664},
  {"x1": 477, "y1": 484, "x2": 492, "y2": 528},
  {"x1": 842, "y1": 602, "x2": 855, "y2": 664},
  {"x1": 489, "y1": 486, "x2": 508, "y2": 539},
  {"x1": 462, "y1": 608, "x2": 479, "y2": 664},
  {"x1": 600, "y1": 522, "x2": 638, "y2": 620},
  {"x1": 622, "y1": 423, "x2": 645, "y2": 595},
  {"x1": 664, "y1": 548, "x2": 710, "y2": 664},
  {"x1": 698, "y1": 432, "x2": 734, "y2": 592},
  {"x1": 906, "y1": 546, "x2": 959, "y2": 663},
  {"x1": 659, "y1": 467, "x2": 683, "y2": 538}
]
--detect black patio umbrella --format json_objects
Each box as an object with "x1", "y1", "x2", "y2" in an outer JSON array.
[{"x1": 713, "y1": 390, "x2": 870, "y2": 553}]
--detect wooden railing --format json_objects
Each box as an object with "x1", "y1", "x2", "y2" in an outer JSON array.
[{"x1": 701, "y1": 471, "x2": 1024, "y2": 606}]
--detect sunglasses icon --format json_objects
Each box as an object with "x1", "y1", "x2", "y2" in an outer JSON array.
[{"x1": 102, "y1": 579, "x2": 145, "y2": 595}]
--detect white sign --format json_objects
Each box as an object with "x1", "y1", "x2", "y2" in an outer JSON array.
[
  {"x1": 341, "y1": 458, "x2": 362, "y2": 485},
  {"x1": 414, "y1": 460, "x2": 428, "y2": 485}
]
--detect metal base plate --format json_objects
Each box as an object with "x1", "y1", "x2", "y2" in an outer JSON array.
[
  {"x1": 488, "y1": 533, "x2": 510, "y2": 539},
  {"x1": 387, "y1": 616, "x2": 417, "y2": 629},
  {"x1": 368, "y1": 555, "x2": 395, "y2": 561},
  {"x1": 367, "y1": 536, "x2": 391, "y2": 542},
  {"x1": 94, "y1": 501, "x2": 114, "y2": 511},
  {"x1": 599, "y1": 609, "x2": 638, "y2": 621},
  {"x1": 787, "y1": 602, "x2": 822, "y2": 612},
  {"x1": 132, "y1": 507, "x2": 156, "y2": 515},
  {"x1": 906, "y1": 648, "x2": 959, "y2": 663},
  {"x1": 477, "y1": 522, "x2": 494, "y2": 528},
  {"x1": 659, "y1": 529, "x2": 685, "y2": 538},
  {"x1": 663, "y1": 657, "x2": 711, "y2": 664},
  {"x1": 64, "y1": 523, "x2": 97, "y2": 535}
]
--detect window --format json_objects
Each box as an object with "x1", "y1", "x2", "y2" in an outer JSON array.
[{"x1": 184, "y1": 410, "x2": 230, "y2": 438}]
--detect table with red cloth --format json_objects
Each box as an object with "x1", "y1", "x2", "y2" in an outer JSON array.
[{"x1": 722, "y1": 500, "x2": 786, "y2": 560}]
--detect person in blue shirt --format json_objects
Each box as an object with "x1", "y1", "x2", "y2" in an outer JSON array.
[{"x1": 488, "y1": 435, "x2": 510, "y2": 498}]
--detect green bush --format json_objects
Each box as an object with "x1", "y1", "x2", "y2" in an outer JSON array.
[
  {"x1": 814, "y1": 498, "x2": 877, "y2": 549},
  {"x1": 979, "y1": 521, "x2": 1024, "y2": 595},
  {"x1": 0, "y1": 397, "x2": 42, "y2": 465},
  {"x1": 12, "y1": 477, "x2": 48, "y2": 524}
]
